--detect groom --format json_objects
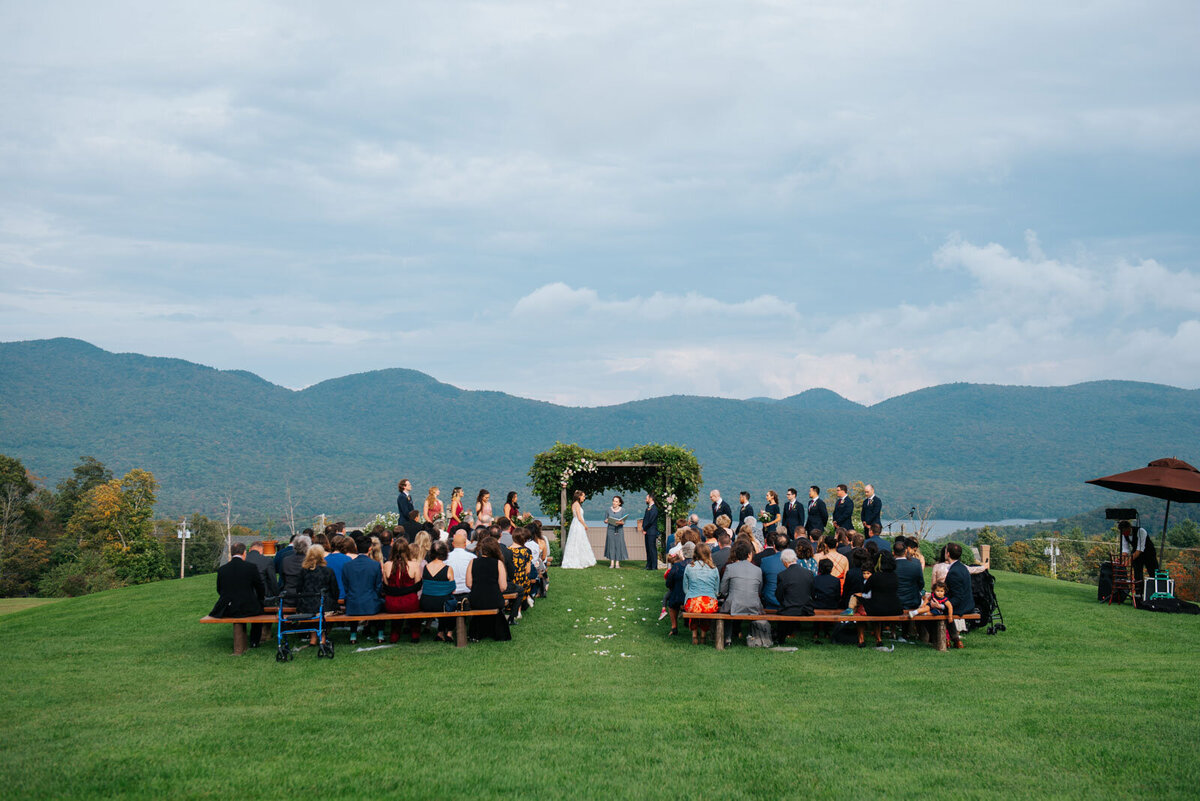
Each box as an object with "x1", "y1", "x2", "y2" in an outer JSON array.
[
  {"x1": 639, "y1": 494, "x2": 660, "y2": 570},
  {"x1": 396, "y1": 479, "x2": 414, "y2": 521}
]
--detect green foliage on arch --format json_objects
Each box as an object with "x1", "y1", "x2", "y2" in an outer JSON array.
[{"x1": 528, "y1": 442, "x2": 703, "y2": 529}]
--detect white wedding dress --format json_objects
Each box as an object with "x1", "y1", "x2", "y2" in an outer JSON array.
[{"x1": 561, "y1": 515, "x2": 597, "y2": 569}]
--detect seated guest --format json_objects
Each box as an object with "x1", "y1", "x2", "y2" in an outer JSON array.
[
  {"x1": 906, "y1": 536, "x2": 925, "y2": 568},
  {"x1": 818, "y1": 535, "x2": 848, "y2": 579},
  {"x1": 894, "y1": 539, "x2": 925, "y2": 612},
  {"x1": 775, "y1": 549, "x2": 815, "y2": 641},
  {"x1": 280, "y1": 534, "x2": 311, "y2": 597},
  {"x1": 509, "y1": 530, "x2": 535, "y2": 616},
  {"x1": 420, "y1": 541, "x2": 457, "y2": 642},
  {"x1": 841, "y1": 547, "x2": 870, "y2": 609},
  {"x1": 835, "y1": 530, "x2": 853, "y2": 560},
  {"x1": 466, "y1": 537, "x2": 511, "y2": 642},
  {"x1": 944, "y1": 542, "x2": 976, "y2": 616},
  {"x1": 752, "y1": 529, "x2": 778, "y2": 567},
  {"x1": 273, "y1": 531, "x2": 303, "y2": 585},
  {"x1": 719, "y1": 541, "x2": 768, "y2": 646},
  {"x1": 711, "y1": 531, "x2": 732, "y2": 575},
  {"x1": 342, "y1": 539, "x2": 384, "y2": 645},
  {"x1": 915, "y1": 580, "x2": 963, "y2": 648},
  {"x1": 683, "y1": 543, "x2": 720, "y2": 645},
  {"x1": 811, "y1": 559, "x2": 841, "y2": 610},
  {"x1": 865, "y1": 523, "x2": 891, "y2": 554},
  {"x1": 857, "y1": 551, "x2": 902, "y2": 648},
  {"x1": 210, "y1": 543, "x2": 267, "y2": 646},
  {"x1": 245, "y1": 541, "x2": 279, "y2": 600},
  {"x1": 495, "y1": 516, "x2": 514, "y2": 547},
  {"x1": 325, "y1": 537, "x2": 352, "y2": 601},
  {"x1": 383, "y1": 540, "x2": 423, "y2": 643},
  {"x1": 759, "y1": 534, "x2": 789, "y2": 607},
  {"x1": 377, "y1": 528, "x2": 393, "y2": 561},
  {"x1": 664, "y1": 542, "x2": 692, "y2": 636},
  {"x1": 401, "y1": 510, "x2": 423, "y2": 542},
  {"x1": 715, "y1": 514, "x2": 734, "y2": 540},
  {"x1": 702, "y1": 524, "x2": 719, "y2": 549},
  {"x1": 446, "y1": 531, "x2": 476, "y2": 602},
  {"x1": 296, "y1": 545, "x2": 340, "y2": 646},
  {"x1": 795, "y1": 540, "x2": 818, "y2": 575},
  {"x1": 313, "y1": 530, "x2": 332, "y2": 553}
]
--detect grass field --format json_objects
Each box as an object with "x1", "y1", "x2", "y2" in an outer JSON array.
[
  {"x1": 0, "y1": 597, "x2": 60, "y2": 616},
  {"x1": 1, "y1": 566, "x2": 1198, "y2": 799}
]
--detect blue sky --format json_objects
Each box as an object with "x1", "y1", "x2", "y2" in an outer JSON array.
[{"x1": 2, "y1": 1, "x2": 1199, "y2": 405}]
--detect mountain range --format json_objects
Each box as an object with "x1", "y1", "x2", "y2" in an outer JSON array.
[{"x1": 1, "y1": 337, "x2": 1197, "y2": 525}]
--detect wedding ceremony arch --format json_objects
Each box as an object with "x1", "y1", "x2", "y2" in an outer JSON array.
[{"x1": 527, "y1": 443, "x2": 703, "y2": 555}]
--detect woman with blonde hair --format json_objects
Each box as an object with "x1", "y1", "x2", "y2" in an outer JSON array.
[
  {"x1": 296, "y1": 545, "x2": 340, "y2": 645},
  {"x1": 423, "y1": 486, "x2": 443, "y2": 526},
  {"x1": 413, "y1": 530, "x2": 433, "y2": 565},
  {"x1": 683, "y1": 543, "x2": 720, "y2": 645}
]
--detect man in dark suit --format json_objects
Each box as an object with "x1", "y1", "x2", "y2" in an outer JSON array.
[
  {"x1": 401, "y1": 510, "x2": 423, "y2": 542},
  {"x1": 246, "y1": 541, "x2": 279, "y2": 598},
  {"x1": 710, "y1": 531, "x2": 732, "y2": 576},
  {"x1": 893, "y1": 540, "x2": 924, "y2": 612},
  {"x1": 211, "y1": 543, "x2": 267, "y2": 646},
  {"x1": 945, "y1": 542, "x2": 976, "y2": 616},
  {"x1": 737, "y1": 491, "x2": 755, "y2": 530},
  {"x1": 396, "y1": 478, "x2": 415, "y2": 522},
  {"x1": 710, "y1": 490, "x2": 732, "y2": 526},
  {"x1": 639, "y1": 494, "x2": 660, "y2": 570},
  {"x1": 781, "y1": 488, "x2": 805, "y2": 539},
  {"x1": 775, "y1": 549, "x2": 815, "y2": 639},
  {"x1": 805, "y1": 486, "x2": 828, "y2": 538},
  {"x1": 342, "y1": 540, "x2": 383, "y2": 644},
  {"x1": 865, "y1": 524, "x2": 891, "y2": 553},
  {"x1": 860, "y1": 484, "x2": 882, "y2": 531},
  {"x1": 274, "y1": 530, "x2": 307, "y2": 586},
  {"x1": 832, "y1": 484, "x2": 854, "y2": 531}
]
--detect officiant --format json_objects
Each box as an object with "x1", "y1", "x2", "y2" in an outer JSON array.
[{"x1": 604, "y1": 495, "x2": 629, "y2": 569}]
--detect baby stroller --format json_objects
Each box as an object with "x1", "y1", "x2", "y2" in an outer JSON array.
[
  {"x1": 968, "y1": 570, "x2": 1006, "y2": 635},
  {"x1": 275, "y1": 592, "x2": 335, "y2": 661}
]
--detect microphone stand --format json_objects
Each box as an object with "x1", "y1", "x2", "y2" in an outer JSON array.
[{"x1": 884, "y1": 507, "x2": 916, "y2": 533}]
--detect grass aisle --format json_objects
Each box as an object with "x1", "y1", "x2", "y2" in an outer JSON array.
[{"x1": 1, "y1": 567, "x2": 1198, "y2": 799}]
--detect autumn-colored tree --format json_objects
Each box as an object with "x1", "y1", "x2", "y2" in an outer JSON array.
[{"x1": 67, "y1": 469, "x2": 159, "y2": 550}]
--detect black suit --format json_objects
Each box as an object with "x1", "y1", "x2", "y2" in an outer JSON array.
[
  {"x1": 246, "y1": 550, "x2": 279, "y2": 599},
  {"x1": 641, "y1": 504, "x2": 660, "y2": 569},
  {"x1": 946, "y1": 561, "x2": 975, "y2": 614},
  {"x1": 210, "y1": 557, "x2": 265, "y2": 619},
  {"x1": 776, "y1": 564, "x2": 815, "y2": 616},
  {"x1": 832, "y1": 496, "x2": 853, "y2": 530},
  {"x1": 781, "y1": 499, "x2": 805, "y2": 537},
  {"x1": 738, "y1": 503, "x2": 755, "y2": 529},
  {"x1": 860, "y1": 496, "x2": 882, "y2": 529},
  {"x1": 397, "y1": 491, "x2": 415, "y2": 522},
  {"x1": 712, "y1": 499, "x2": 732, "y2": 524},
  {"x1": 806, "y1": 498, "x2": 828, "y2": 534}
]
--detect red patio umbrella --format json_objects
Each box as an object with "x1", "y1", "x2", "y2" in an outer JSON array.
[{"x1": 1086, "y1": 457, "x2": 1200, "y2": 557}]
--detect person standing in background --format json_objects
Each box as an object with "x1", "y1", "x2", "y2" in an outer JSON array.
[
  {"x1": 781, "y1": 488, "x2": 805, "y2": 541},
  {"x1": 806, "y1": 486, "x2": 828, "y2": 538},
  {"x1": 639, "y1": 494, "x2": 660, "y2": 570},
  {"x1": 396, "y1": 479, "x2": 414, "y2": 522},
  {"x1": 832, "y1": 484, "x2": 853, "y2": 531},
  {"x1": 762, "y1": 490, "x2": 781, "y2": 538},
  {"x1": 738, "y1": 491, "x2": 755, "y2": 529},
  {"x1": 860, "y1": 484, "x2": 882, "y2": 532},
  {"x1": 710, "y1": 490, "x2": 732, "y2": 525}
]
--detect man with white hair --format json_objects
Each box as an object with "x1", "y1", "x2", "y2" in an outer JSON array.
[{"x1": 775, "y1": 546, "x2": 815, "y2": 639}]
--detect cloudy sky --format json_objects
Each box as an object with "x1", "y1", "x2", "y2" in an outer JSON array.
[{"x1": 2, "y1": 1, "x2": 1198, "y2": 405}]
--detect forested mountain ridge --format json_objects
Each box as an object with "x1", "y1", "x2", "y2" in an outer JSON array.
[{"x1": 2, "y1": 337, "x2": 1196, "y2": 523}]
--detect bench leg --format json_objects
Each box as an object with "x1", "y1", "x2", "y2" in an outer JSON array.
[
  {"x1": 715, "y1": 619, "x2": 725, "y2": 651},
  {"x1": 455, "y1": 616, "x2": 468, "y2": 648},
  {"x1": 232, "y1": 622, "x2": 248, "y2": 655},
  {"x1": 935, "y1": 619, "x2": 947, "y2": 652}
]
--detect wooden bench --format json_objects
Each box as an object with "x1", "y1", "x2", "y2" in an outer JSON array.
[
  {"x1": 201, "y1": 609, "x2": 503, "y2": 653},
  {"x1": 681, "y1": 611, "x2": 981, "y2": 651}
]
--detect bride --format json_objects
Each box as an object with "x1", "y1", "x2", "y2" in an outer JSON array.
[{"x1": 561, "y1": 490, "x2": 597, "y2": 569}]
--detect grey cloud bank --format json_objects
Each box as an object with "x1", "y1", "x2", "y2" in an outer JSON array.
[{"x1": 1, "y1": 1, "x2": 1197, "y2": 405}]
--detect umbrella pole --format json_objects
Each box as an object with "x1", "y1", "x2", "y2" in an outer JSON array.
[{"x1": 1160, "y1": 499, "x2": 1171, "y2": 562}]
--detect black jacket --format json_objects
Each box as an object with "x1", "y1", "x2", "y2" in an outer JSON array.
[
  {"x1": 280, "y1": 553, "x2": 306, "y2": 596},
  {"x1": 210, "y1": 557, "x2": 265, "y2": 618},
  {"x1": 775, "y1": 564, "x2": 814, "y2": 616},
  {"x1": 806, "y1": 498, "x2": 828, "y2": 532},
  {"x1": 860, "y1": 496, "x2": 882, "y2": 528},
  {"x1": 832, "y1": 496, "x2": 853, "y2": 529},
  {"x1": 712, "y1": 499, "x2": 732, "y2": 524},
  {"x1": 246, "y1": 550, "x2": 279, "y2": 598},
  {"x1": 296, "y1": 565, "x2": 341, "y2": 615},
  {"x1": 781, "y1": 500, "x2": 805, "y2": 535},
  {"x1": 738, "y1": 503, "x2": 755, "y2": 528},
  {"x1": 946, "y1": 561, "x2": 975, "y2": 614}
]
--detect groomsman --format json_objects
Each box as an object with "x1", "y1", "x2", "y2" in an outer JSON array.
[
  {"x1": 396, "y1": 478, "x2": 414, "y2": 521},
  {"x1": 781, "y1": 488, "x2": 805, "y2": 539},
  {"x1": 737, "y1": 491, "x2": 755, "y2": 529},
  {"x1": 710, "y1": 490, "x2": 732, "y2": 525},
  {"x1": 860, "y1": 484, "x2": 882, "y2": 531},
  {"x1": 639, "y1": 494, "x2": 660, "y2": 570},
  {"x1": 832, "y1": 484, "x2": 854, "y2": 531},
  {"x1": 805, "y1": 486, "x2": 828, "y2": 537}
]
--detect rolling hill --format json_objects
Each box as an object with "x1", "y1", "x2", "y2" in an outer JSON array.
[{"x1": 1, "y1": 337, "x2": 1197, "y2": 524}]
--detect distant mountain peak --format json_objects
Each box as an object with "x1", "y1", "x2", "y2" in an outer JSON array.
[{"x1": 778, "y1": 388, "x2": 864, "y2": 410}]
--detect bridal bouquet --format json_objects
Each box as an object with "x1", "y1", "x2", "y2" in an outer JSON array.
[{"x1": 758, "y1": 511, "x2": 773, "y2": 524}]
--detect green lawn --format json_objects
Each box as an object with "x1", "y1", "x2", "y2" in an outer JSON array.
[{"x1": 1, "y1": 568, "x2": 1198, "y2": 799}]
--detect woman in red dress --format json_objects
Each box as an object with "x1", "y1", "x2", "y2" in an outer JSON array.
[
  {"x1": 448, "y1": 486, "x2": 468, "y2": 529},
  {"x1": 383, "y1": 539, "x2": 422, "y2": 642},
  {"x1": 422, "y1": 486, "x2": 444, "y2": 526}
]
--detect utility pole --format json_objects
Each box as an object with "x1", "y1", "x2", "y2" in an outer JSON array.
[{"x1": 177, "y1": 518, "x2": 192, "y2": 579}]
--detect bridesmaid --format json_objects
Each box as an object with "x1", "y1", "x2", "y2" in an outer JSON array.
[
  {"x1": 763, "y1": 490, "x2": 781, "y2": 538},
  {"x1": 476, "y1": 489, "x2": 493, "y2": 526},
  {"x1": 603, "y1": 495, "x2": 629, "y2": 569},
  {"x1": 503, "y1": 491, "x2": 520, "y2": 521},
  {"x1": 448, "y1": 486, "x2": 468, "y2": 529},
  {"x1": 423, "y1": 486, "x2": 443, "y2": 526}
]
